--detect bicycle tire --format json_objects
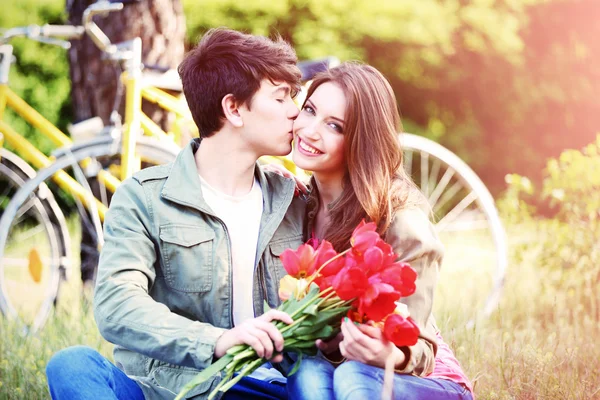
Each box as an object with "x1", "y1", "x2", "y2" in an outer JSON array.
[
  {"x1": 0, "y1": 136, "x2": 178, "y2": 334},
  {"x1": 401, "y1": 133, "x2": 507, "y2": 325},
  {"x1": 0, "y1": 149, "x2": 67, "y2": 334}
]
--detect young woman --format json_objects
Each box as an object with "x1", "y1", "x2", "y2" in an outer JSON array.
[{"x1": 286, "y1": 62, "x2": 473, "y2": 400}]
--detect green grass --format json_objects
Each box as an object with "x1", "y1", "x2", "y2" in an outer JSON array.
[{"x1": 1, "y1": 218, "x2": 599, "y2": 399}]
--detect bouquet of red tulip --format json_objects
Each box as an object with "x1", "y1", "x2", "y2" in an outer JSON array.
[{"x1": 175, "y1": 220, "x2": 421, "y2": 400}]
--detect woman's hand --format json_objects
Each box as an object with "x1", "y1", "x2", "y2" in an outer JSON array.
[
  {"x1": 339, "y1": 318, "x2": 405, "y2": 369},
  {"x1": 261, "y1": 163, "x2": 308, "y2": 195}
]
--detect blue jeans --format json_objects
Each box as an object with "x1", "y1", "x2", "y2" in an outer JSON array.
[
  {"x1": 46, "y1": 346, "x2": 144, "y2": 400},
  {"x1": 46, "y1": 346, "x2": 287, "y2": 400},
  {"x1": 287, "y1": 356, "x2": 473, "y2": 400}
]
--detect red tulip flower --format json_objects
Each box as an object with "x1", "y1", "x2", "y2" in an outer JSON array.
[
  {"x1": 375, "y1": 240, "x2": 397, "y2": 269},
  {"x1": 350, "y1": 220, "x2": 380, "y2": 255},
  {"x1": 358, "y1": 281, "x2": 401, "y2": 322},
  {"x1": 376, "y1": 262, "x2": 418, "y2": 297},
  {"x1": 280, "y1": 244, "x2": 318, "y2": 278},
  {"x1": 314, "y1": 240, "x2": 346, "y2": 277},
  {"x1": 332, "y1": 266, "x2": 370, "y2": 300},
  {"x1": 383, "y1": 314, "x2": 420, "y2": 347},
  {"x1": 361, "y1": 246, "x2": 385, "y2": 274},
  {"x1": 313, "y1": 274, "x2": 336, "y2": 292}
]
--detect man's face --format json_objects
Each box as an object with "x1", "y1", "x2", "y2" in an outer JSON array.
[{"x1": 238, "y1": 80, "x2": 300, "y2": 157}]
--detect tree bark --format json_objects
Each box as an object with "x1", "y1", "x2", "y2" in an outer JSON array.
[
  {"x1": 66, "y1": 0, "x2": 186, "y2": 285},
  {"x1": 66, "y1": 0, "x2": 186, "y2": 126}
]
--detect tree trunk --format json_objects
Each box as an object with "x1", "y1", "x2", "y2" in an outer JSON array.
[
  {"x1": 66, "y1": 0, "x2": 186, "y2": 285},
  {"x1": 66, "y1": 0, "x2": 186, "y2": 126}
]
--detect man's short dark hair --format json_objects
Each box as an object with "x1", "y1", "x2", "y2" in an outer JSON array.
[{"x1": 178, "y1": 28, "x2": 302, "y2": 138}]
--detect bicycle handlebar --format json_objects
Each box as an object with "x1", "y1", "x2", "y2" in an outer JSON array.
[
  {"x1": 40, "y1": 25, "x2": 86, "y2": 38},
  {"x1": 82, "y1": 1, "x2": 124, "y2": 54},
  {"x1": 1, "y1": 24, "x2": 85, "y2": 48},
  {"x1": 0, "y1": 1, "x2": 125, "y2": 54}
]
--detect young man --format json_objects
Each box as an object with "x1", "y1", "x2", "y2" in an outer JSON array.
[{"x1": 46, "y1": 28, "x2": 306, "y2": 400}]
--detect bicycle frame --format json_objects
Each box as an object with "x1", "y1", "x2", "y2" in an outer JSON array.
[
  {"x1": 0, "y1": 46, "x2": 114, "y2": 217},
  {"x1": 0, "y1": 39, "x2": 194, "y2": 221}
]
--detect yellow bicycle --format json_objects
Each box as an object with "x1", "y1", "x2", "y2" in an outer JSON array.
[{"x1": 0, "y1": 2, "x2": 189, "y2": 333}]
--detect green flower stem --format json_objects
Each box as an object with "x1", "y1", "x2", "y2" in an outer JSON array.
[
  {"x1": 225, "y1": 358, "x2": 245, "y2": 374},
  {"x1": 174, "y1": 354, "x2": 233, "y2": 400},
  {"x1": 207, "y1": 369, "x2": 235, "y2": 400},
  {"x1": 288, "y1": 286, "x2": 334, "y2": 320},
  {"x1": 228, "y1": 293, "x2": 347, "y2": 367},
  {"x1": 232, "y1": 348, "x2": 256, "y2": 362},
  {"x1": 317, "y1": 291, "x2": 337, "y2": 305},
  {"x1": 225, "y1": 344, "x2": 247, "y2": 356},
  {"x1": 279, "y1": 290, "x2": 338, "y2": 335},
  {"x1": 276, "y1": 289, "x2": 334, "y2": 333},
  {"x1": 177, "y1": 284, "x2": 354, "y2": 399},
  {"x1": 216, "y1": 358, "x2": 264, "y2": 394},
  {"x1": 322, "y1": 298, "x2": 354, "y2": 312}
]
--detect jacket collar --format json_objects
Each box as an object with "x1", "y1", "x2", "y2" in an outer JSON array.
[{"x1": 161, "y1": 138, "x2": 296, "y2": 218}]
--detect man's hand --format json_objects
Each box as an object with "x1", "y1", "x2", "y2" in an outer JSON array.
[
  {"x1": 214, "y1": 310, "x2": 294, "y2": 362},
  {"x1": 338, "y1": 318, "x2": 406, "y2": 369}
]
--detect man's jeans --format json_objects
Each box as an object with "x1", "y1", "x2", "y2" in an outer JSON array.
[
  {"x1": 46, "y1": 346, "x2": 145, "y2": 400},
  {"x1": 46, "y1": 346, "x2": 287, "y2": 400},
  {"x1": 287, "y1": 356, "x2": 473, "y2": 400}
]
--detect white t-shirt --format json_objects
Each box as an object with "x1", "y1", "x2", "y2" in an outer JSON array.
[
  {"x1": 198, "y1": 174, "x2": 262, "y2": 326},
  {"x1": 198, "y1": 173, "x2": 287, "y2": 384}
]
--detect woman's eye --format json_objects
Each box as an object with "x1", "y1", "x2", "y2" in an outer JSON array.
[
  {"x1": 329, "y1": 123, "x2": 342, "y2": 133},
  {"x1": 276, "y1": 99, "x2": 285, "y2": 103},
  {"x1": 303, "y1": 105, "x2": 315, "y2": 115}
]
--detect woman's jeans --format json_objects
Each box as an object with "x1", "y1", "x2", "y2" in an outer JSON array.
[
  {"x1": 46, "y1": 346, "x2": 287, "y2": 400},
  {"x1": 287, "y1": 356, "x2": 473, "y2": 400}
]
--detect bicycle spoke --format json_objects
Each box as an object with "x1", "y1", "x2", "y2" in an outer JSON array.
[
  {"x1": 433, "y1": 180, "x2": 464, "y2": 215},
  {"x1": 436, "y1": 191, "x2": 478, "y2": 232},
  {"x1": 420, "y1": 151, "x2": 429, "y2": 196},
  {"x1": 14, "y1": 223, "x2": 47, "y2": 243},
  {"x1": 428, "y1": 159, "x2": 441, "y2": 195},
  {"x1": 403, "y1": 151, "x2": 413, "y2": 176},
  {"x1": 12, "y1": 196, "x2": 38, "y2": 226},
  {"x1": 427, "y1": 167, "x2": 455, "y2": 209}
]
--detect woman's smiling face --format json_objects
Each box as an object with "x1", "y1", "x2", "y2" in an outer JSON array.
[{"x1": 292, "y1": 82, "x2": 347, "y2": 180}]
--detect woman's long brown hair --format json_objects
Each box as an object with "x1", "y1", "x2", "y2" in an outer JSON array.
[{"x1": 304, "y1": 62, "x2": 424, "y2": 251}]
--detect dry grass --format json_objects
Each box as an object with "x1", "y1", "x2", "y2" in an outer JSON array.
[{"x1": 1, "y1": 218, "x2": 598, "y2": 399}]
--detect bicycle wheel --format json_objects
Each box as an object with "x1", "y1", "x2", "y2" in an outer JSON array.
[
  {"x1": 67, "y1": 136, "x2": 180, "y2": 286},
  {"x1": 0, "y1": 149, "x2": 69, "y2": 334},
  {"x1": 401, "y1": 133, "x2": 507, "y2": 326},
  {"x1": 0, "y1": 136, "x2": 178, "y2": 334}
]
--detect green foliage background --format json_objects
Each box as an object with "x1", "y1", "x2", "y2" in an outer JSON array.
[
  {"x1": 2, "y1": 4, "x2": 600, "y2": 397},
  {"x1": 2, "y1": 0, "x2": 599, "y2": 196},
  {"x1": 0, "y1": 0, "x2": 70, "y2": 155}
]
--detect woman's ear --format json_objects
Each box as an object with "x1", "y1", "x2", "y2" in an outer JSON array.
[{"x1": 221, "y1": 94, "x2": 243, "y2": 128}]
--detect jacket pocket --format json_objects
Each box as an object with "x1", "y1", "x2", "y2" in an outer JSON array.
[
  {"x1": 269, "y1": 235, "x2": 304, "y2": 283},
  {"x1": 159, "y1": 224, "x2": 215, "y2": 293}
]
